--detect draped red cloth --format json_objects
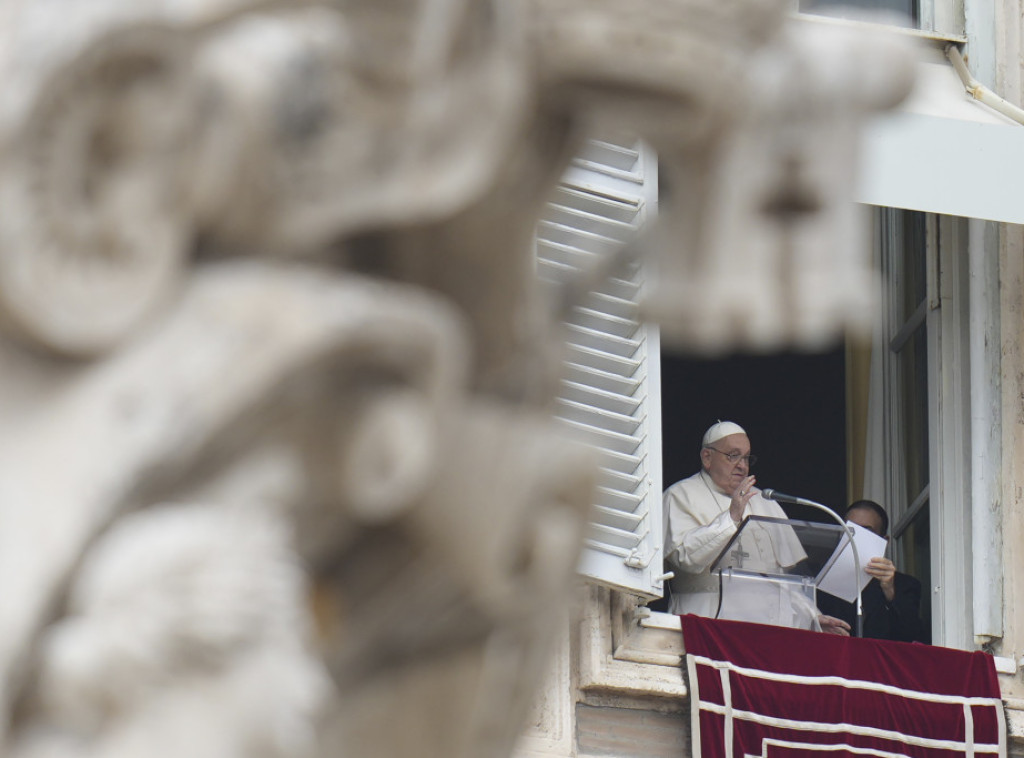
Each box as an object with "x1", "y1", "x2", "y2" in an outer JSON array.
[{"x1": 680, "y1": 615, "x2": 1005, "y2": 758}]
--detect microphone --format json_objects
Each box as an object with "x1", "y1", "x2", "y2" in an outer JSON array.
[
  {"x1": 760, "y1": 487, "x2": 864, "y2": 638},
  {"x1": 761, "y1": 488, "x2": 816, "y2": 507}
]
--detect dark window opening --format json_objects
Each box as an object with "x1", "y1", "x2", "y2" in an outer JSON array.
[{"x1": 660, "y1": 347, "x2": 848, "y2": 516}]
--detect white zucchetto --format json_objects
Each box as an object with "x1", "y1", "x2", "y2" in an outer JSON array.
[{"x1": 702, "y1": 420, "x2": 746, "y2": 446}]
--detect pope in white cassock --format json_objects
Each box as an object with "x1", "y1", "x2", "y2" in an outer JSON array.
[{"x1": 663, "y1": 421, "x2": 850, "y2": 635}]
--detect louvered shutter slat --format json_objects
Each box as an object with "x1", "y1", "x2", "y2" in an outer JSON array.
[
  {"x1": 571, "y1": 306, "x2": 638, "y2": 339},
  {"x1": 587, "y1": 523, "x2": 645, "y2": 551},
  {"x1": 560, "y1": 380, "x2": 641, "y2": 417},
  {"x1": 591, "y1": 278, "x2": 640, "y2": 303},
  {"x1": 583, "y1": 539, "x2": 631, "y2": 559},
  {"x1": 598, "y1": 487, "x2": 645, "y2": 513},
  {"x1": 545, "y1": 205, "x2": 637, "y2": 240},
  {"x1": 556, "y1": 399, "x2": 644, "y2": 438},
  {"x1": 584, "y1": 291, "x2": 637, "y2": 311},
  {"x1": 565, "y1": 344, "x2": 642, "y2": 377},
  {"x1": 574, "y1": 139, "x2": 641, "y2": 173},
  {"x1": 557, "y1": 418, "x2": 642, "y2": 457},
  {"x1": 536, "y1": 220, "x2": 625, "y2": 257},
  {"x1": 564, "y1": 362, "x2": 641, "y2": 397},
  {"x1": 592, "y1": 504, "x2": 644, "y2": 532},
  {"x1": 598, "y1": 449, "x2": 645, "y2": 479},
  {"x1": 550, "y1": 187, "x2": 640, "y2": 224},
  {"x1": 566, "y1": 325, "x2": 642, "y2": 359},
  {"x1": 536, "y1": 240, "x2": 603, "y2": 273},
  {"x1": 535, "y1": 135, "x2": 664, "y2": 596},
  {"x1": 598, "y1": 467, "x2": 646, "y2": 493}
]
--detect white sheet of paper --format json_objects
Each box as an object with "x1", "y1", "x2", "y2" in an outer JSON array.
[{"x1": 817, "y1": 520, "x2": 888, "y2": 603}]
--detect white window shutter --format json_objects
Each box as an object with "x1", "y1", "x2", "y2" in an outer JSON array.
[{"x1": 535, "y1": 136, "x2": 664, "y2": 598}]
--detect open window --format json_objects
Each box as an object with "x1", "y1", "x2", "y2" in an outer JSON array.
[
  {"x1": 537, "y1": 127, "x2": 982, "y2": 651},
  {"x1": 860, "y1": 208, "x2": 973, "y2": 648},
  {"x1": 863, "y1": 209, "x2": 934, "y2": 639}
]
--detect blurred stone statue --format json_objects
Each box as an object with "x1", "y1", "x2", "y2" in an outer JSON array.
[{"x1": 0, "y1": 0, "x2": 915, "y2": 757}]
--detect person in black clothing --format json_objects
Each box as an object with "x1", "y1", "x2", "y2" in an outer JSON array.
[{"x1": 817, "y1": 500, "x2": 928, "y2": 643}]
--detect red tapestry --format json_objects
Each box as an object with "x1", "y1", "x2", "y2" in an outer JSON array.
[{"x1": 680, "y1": 615, "x2": 1006, "y2": 758}]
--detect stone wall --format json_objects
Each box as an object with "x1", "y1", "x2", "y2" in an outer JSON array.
[{"x1": 576, "y1": 704, "x2": 688, "y2": 758}]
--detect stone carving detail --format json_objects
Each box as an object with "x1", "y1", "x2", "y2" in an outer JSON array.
[
  {"x1": 0, "y1": 1, "x2": 915, "y2": 757},
  {"x1": 0, "y1": 1, "x2": 196, "y2": 355},
  {"x1": 647, "y1": 19, "x2": 917, "y2": 352},
  {"x1": 17, "y1": 503, "x2": 329, "y2": 758}
]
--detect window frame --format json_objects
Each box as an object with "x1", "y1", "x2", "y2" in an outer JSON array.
[
  {"x1": 928, "y1": 213, "x2": 973, "y2": 649},
  {"x1": 869, "y1": 208, "x2": 973, "y2": 649},
  {"x1": 793, "y1": 0, "x2": 965, "y2": 38},
  {"x1": 918, "y1": 0, "x2": 964, "y2": 36}
]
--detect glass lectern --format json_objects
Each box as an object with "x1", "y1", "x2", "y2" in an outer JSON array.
[{"x1": 710, "y1": 515, "x2": 850, "y2": 631}]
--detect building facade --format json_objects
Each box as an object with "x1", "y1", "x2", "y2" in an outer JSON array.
[{"x1": 520, "y1": 2, "x2": 1024, "y2": 755}]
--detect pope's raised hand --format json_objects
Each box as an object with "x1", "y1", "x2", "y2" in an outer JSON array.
[{"x1": 729, "y1": 475, "x2": 757, "y2": 524}]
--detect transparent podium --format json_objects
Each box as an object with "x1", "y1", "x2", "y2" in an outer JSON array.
[{"x1": 710, "y1": 515, "x2": 850, "y2": 631}]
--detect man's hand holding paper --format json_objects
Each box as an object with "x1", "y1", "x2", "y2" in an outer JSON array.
[
  {"x1": 864, "y1": 556, "x2": 897, "y2": 602},
  {"x1": 817, "y1": 520, "x2": 888, "y2": 603}
]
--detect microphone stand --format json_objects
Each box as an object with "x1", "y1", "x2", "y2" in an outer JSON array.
[{"x1": 762, "y1": 490, "x2": 863, "y2": 638}]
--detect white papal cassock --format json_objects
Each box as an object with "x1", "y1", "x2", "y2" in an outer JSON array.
[{"x1": 663, "y1": 471, "x2": 817, "y2": 629}]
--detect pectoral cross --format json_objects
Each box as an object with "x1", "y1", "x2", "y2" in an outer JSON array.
[{"x1": 730, "y1": 544, "x2": 750, "y2": 569}]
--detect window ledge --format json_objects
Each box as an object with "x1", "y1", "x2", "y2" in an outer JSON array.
[
  {"x1": 578, "y1": 586, "x2": 686, "y2": 702},
  {"x1": 638, "y1": 609, "x2": 681, "y2": 631}
]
